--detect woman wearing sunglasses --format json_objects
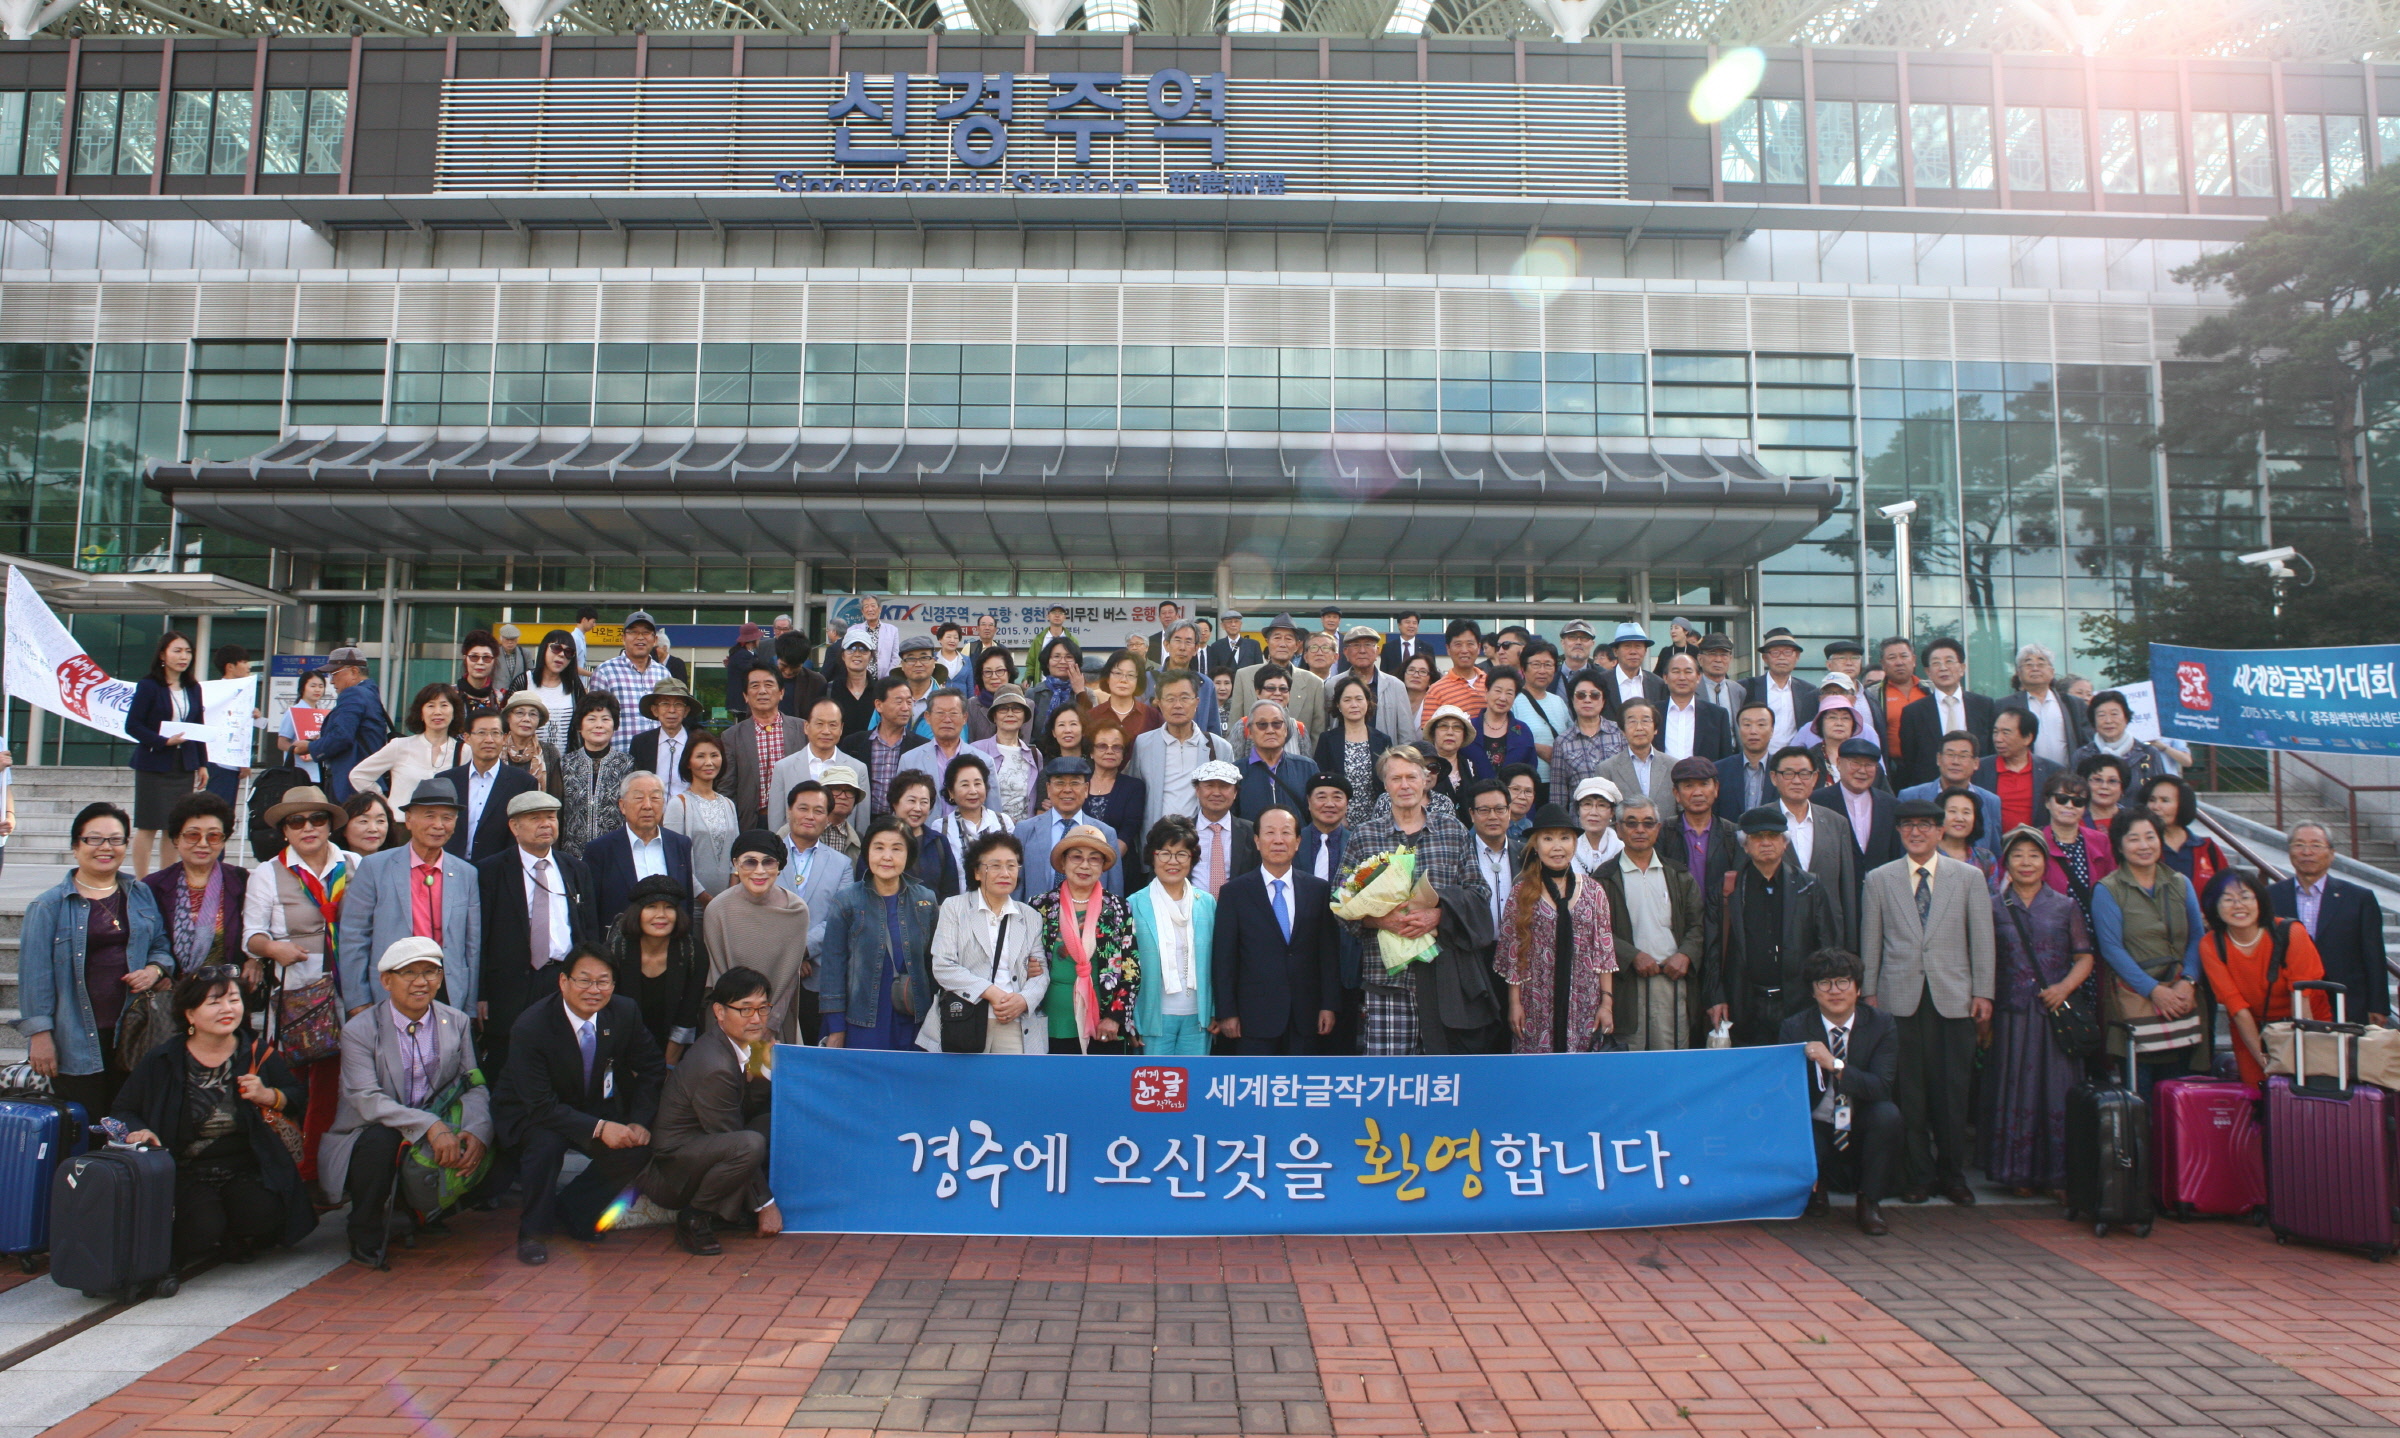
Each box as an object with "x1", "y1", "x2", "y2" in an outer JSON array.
[
  {"x1": 2034, "y1": 772, "x2": 2116, "y2": 934},
  {"x1": 18, "y1": 801, "x2": 177, "y2": 1116},
  {"x1": 240, "y1": 785, "x2": 357, "y2": 1183}
]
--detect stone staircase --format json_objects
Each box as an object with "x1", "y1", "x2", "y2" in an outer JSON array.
[
  {"x1": 2204, "y1": 789, "x2": 2400, "y2": 875},
  {"x1": 0, "y1": 767, "x2": 142, "y2": 1062}
]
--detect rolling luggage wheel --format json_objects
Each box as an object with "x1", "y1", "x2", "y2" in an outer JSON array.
[
  {"x1": 154, "y1": 1274, "x2": 179, "y2": 1299},
  {"x1": 2173, "y1": 1205, "x2": 2193, "y2": 1222},
  {"x1": 2131, "y1": 1223, "x2": 2152, "y2": 1238},
  {"x1": 15, "y1": 1254, "x2": 36, "y2": 1274},
  {"x1": 2273, "y1": 1229, "x2": 2291, "y2": 1245},
  {"x1": 2093, "y1": 1222, "x2": 2108, "y2": 1237}
]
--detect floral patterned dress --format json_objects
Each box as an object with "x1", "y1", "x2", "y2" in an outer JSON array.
[
  {"x1": 1032, "y1": 888, "x2": 1140, "y2": 1051},
  {"x1": 1495, "y1": 875, "x2": 1618, "y2": 1053}
]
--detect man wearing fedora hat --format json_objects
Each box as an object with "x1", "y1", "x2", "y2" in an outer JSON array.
[
  {"x1": 629, "y1": 677, "x2": 700, "y2": 800},
  {"x1": 1695, "y1": 632, "x2": 1742, "y2": 715},
  {"x1": 339, "y1": 777, "x2": 482, "y2": 1018},
  {"x1": 1230, "y1": 614, "x2": 1326, "y2": 741},
  {"x1": 1741, "y1": 627, "x2": 1822, "y2": 752},
  {"x1": 433, "y1": 705, "x2": 538, "y2": 863},
  {"x1": 1705, "y1": 804, "x2": 1841, "y2": 1048},
  {"x1": 475, "y1": 789, "x2": 601, "y2": 1076},
  {"x1": 1602, "y1": 622, "x2": 1670, "y2": 715}
]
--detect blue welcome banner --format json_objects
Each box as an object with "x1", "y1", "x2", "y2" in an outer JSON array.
[
  {"x1": 2151, "y1": 641, "x2": 2400, "y2": 756},
  {"x1": 769, "y1": 1046, "x2": 1815, "y2": 1237}
]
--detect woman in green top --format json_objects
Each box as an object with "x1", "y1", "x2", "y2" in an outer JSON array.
[
  {"x1": 2090, "y1": 808, "x2": 2208, "y2": 1094},
  {"x1": 1032, "y1": 825, "x2": 1139, "y2": 1054}
]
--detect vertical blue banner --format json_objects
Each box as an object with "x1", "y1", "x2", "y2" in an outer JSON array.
[
  {"x1": 770, "y1": 1047, "x2": 1815, "y2": 1237},
  {"x1": 2151, "y1": 641, "x2": 2400, "y2": 755}
]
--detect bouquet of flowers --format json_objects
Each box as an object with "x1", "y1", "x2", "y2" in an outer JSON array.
[{"x1": 1330, "y1": 849, "x2": 1441, "y2": 974}]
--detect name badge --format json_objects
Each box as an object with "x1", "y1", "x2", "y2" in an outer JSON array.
[{"x1": 601, "y1": 1066, "x2": 615, "y2": 1099}]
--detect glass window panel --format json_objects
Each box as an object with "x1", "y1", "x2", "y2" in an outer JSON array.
[
  {"x1": 116, "y1": 91, "x2": 156, "y2": 175},
  {"x1": 1756, "y1": 356, "x2": 1847, "y2": 385},
  {"x1": 2193, "y1": 112, "x2": 2231, "y2": 195},
  {"x1": 1720, "y1": 100, "x2": 1760, "y2": 183},
  {"x1": 1910, "y1": 103, "x2": 1951, "y2": 187},
  {"x1": 2326, "y1": 113, "x2": 2364, "y2": 193},
  {"x1": 1652, "y1": 354, "x2": 1745, "y2": 383},
  {"x1": 2005, "y1": 106, "x2": 2045, "y2": 191},
  {"x1": 303, "y1": 89, "x2": 346, "y2": 174},
  {"x1": 167, "y1": 91, "x2": 212, "y2": 175},
  {"x1": 2139, "y1": 110, "x2": 2180, "y2": 194},
  {"x1": 2099, "y1": 110, "x2": 2138, "y2": 193},
  {"x1": 211, "y1": 90, "x2": 252, "y2": 175},
  {"x1": 71, "y1": 90, "x2": 115, "y2": 176},
  {"x1": 2044, "y1": 107, "x2": 2086, "y2": 192},
  {"x1": 1857, "y1": 101, "x2": 1899, "y2": 186},
  {"x1": 2284, "y1": 113, "x2": 2326, "y2": 199},
  {"x1": 1952, "y1": 105, "x2": 1994, "y2": 188},
  {"x1": 0, "y1": 92, "x2": 22, "y2": 175},
  {"x1": 2232, "y1": 113, "x2": 2274, "y2": 196},
  {"x1": 1813, "y1": 100, "x2": 1856, "y2": 186},
  {"x1": 23, "y1": 92, "x2": 62, "y2": 176},
  {"x1": 2382, "y1": 115, "x2": 2400, "y2": 167},
  {"x1": 260, "y1": 89, "x2": 304, "y2": 175},
  {"x1": 1762, "y1": 98, "x2": 1805, "y2": 184},
  {"x1": 1122, "y1": 344, "x2": 1170, "y2": 374}
]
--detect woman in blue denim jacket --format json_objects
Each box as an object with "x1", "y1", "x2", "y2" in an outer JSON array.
[
  {"x1": 817, "y1": 816, "x2": 939, "y2": 1051},
  {"x1": 18, "y1": 801, "x2": 177, "y2": 1115}
]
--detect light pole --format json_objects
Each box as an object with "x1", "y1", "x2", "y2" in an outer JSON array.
[{"x1": 1878, "y1": 500, "x2": 1919, "y2": 644}]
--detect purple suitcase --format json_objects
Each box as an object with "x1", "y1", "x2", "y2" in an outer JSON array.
[{"x1": 2265, "y1": 982, "x2": 2400, "y2": 1260}]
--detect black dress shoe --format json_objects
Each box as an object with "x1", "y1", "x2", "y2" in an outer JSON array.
[
  {"x1": 1900, "y1": 1190, "x2": 1930, "y2": 1204},
  {"x1": 1856, "y1": 1201, "x2": 1889, "y2": 1237},
  {"x1": 1943, "y1": 1183, "x2": 1978, "y2": 1207},
  {"x1": 348, "y1": 1243, "x2": 390, "y2": 1272},
  {"x1": 516, "y1": 1238, "x2": 548, "y2": 1266},
  {"x1": 675, "y1": 1210, "x2": 722, "y2": 1257},
  {"x1": 1805, "y1": 1190, "x2": 1831, "y2": 1217}
]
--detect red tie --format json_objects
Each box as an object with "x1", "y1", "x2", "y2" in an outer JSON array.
[{"x1": 1207, "y1": 823, "x2": 1227, "y2": 898}]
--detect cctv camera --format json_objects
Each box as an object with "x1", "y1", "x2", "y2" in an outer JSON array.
[
  {"x1": 1876, "y1": 500, "x2": 1919, "y2": 519},
  {"x1": 2238, "y1": 546, "x2": 2298, "y2": 567}
]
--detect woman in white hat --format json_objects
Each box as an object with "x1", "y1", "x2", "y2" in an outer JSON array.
[
  {"x1": 1033, "y1": 824, "x2": 1140, "y2": 1054},
  {"x1": 968, "y1": 685, "x2": 1043, "y2": 826},
  {"x1": 1570, "y1": 776, "x2": 1624, "y2": 877},
  {"x1": 1421, "y1": 704, "x2": 1495, "y2": 808}
]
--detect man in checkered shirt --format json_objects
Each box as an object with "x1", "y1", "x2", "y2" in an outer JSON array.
[
  {"x1": 590, "y1": 610, "x2": 668, "y2": 755},
  {"x1": 1337, "y1": 744, "x2": 1497, "y2": 1057}
]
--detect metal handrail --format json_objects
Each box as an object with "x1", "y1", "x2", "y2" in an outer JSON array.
[
  {"x1": 2272, "y1": 750, "x2": 2400, "y2": 856},
  {"x1": 2197, "y1": 812, "x2": 2287, "y2": 885}
]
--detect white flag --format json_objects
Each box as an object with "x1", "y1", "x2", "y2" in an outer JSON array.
[{"x1": 5, "y1": 566, "x2": 257, "y2": 765}]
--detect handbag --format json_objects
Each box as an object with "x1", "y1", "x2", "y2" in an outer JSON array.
[
  {"x1": 246, "y1": 1043, "x2": 307, "y2": 1167},
  {"x1": 2003, "y1": 897, "x2": 2101, "y2": 1060},
  {"x1": 274, "y1": 975, "x2": 344, "y2": 1065},
  {"x1": 113, "y1": 987, "x2": 178, "y2": 1070},
  {"x1": 939, "y1": 914, "x2": 1008, "y2": 1054},
  {"x1": 396, "y1": 1068, "x2": 494, "y2": 1220}
]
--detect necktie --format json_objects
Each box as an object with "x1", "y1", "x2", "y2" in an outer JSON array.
[
  {"x1": 578, "y1": 1018, "x2": 597, "y2": 1093},
  {"x1": 404, "y1": 1020, "x2": 427, "y2": 1107},
  {"x1": 1271, "y1": 878, "x2": 1291, "y2": 942},
  {"x1": 746, "y1": 1041, "x2": 770, "y2": 1078},
  {"x1": 1914, "y1": 865, "x2": 1932, "y2": 925},
  {"x1": 1828, "y1": 1024, "x2": 1851, "y2": 1150},
  {"x1": 1208, "y1": 824, "x2": 1227, "y2": 898},
  {"x1": 531, "y1": 858, "x2": 553, "y2": 964}
]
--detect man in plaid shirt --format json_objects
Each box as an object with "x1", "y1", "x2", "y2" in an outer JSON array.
[
  {"x1": 590, "y1": 610, "x2": 668, "y2": 755},
  {"x1": 1338, "y1": 744, "x2": 1495, "y2": 1057}
]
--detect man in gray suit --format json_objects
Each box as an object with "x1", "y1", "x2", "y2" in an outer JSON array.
[
  {"x1": 642, "y1": 966, "x2": 782, "y2": 1256},
  {"x1": 1597, "y1": 700, "x2": 1678, "y2": 804},
  {"x1": 722, "y1": 667, "x2": 810, "y2": 831},
  {"x1": 1768, "y1": 745, "x2": 1857, "y2": 950},
  {"x1": 319, "y1": 936, "x2": 492, "y2": 1271},
  {"x1": 1860, "y1": 798, "x2": 1996, "y2": 1207},
  {"x1": 1129, "y1": 670, "x2": 1235, "y2": 837},
  {"x1": 338, "y1": 778, "x2": 483, "y2": 1017}
]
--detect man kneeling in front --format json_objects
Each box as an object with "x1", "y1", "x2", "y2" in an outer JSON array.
[
  {"x1": 320, "y1": 936, "x2": 492, "y2": 1271},
  {"x1": 641, "y1": 966, "x2": 785, "y2": 1255},
  {"x1": 1779, "y1": 947, "x2": 1901, "y2": 1236}
]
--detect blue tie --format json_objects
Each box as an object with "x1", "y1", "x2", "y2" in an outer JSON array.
[
  {"x1": 578, "y1": 1018, "x2": 597, "y2": 1093},
  {"x1": 1272, "y1": 878, "x2": 1291, "y2": 943}
]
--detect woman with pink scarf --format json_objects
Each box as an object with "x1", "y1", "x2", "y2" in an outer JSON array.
[{"x1": 1032, "y1": 825, "x2": 1140, "y2": 1053}]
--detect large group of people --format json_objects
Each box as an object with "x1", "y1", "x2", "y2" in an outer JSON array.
[{"x1": 13, "y1": 607, "x2": 2385, "y2": 1265}]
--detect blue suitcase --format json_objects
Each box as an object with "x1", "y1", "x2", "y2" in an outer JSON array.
[{"x1": 0, "y1": 1098, "x2": 87, "y2": 1268}]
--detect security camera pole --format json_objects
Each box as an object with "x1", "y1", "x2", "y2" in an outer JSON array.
[{"x1": 1878, "y1": 500, "x2": 1919, "y2": 644}]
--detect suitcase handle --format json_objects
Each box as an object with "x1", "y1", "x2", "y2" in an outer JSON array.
[
  {"x1": 2107, "y1": 1021, "x2": 2143, "y2": 1094},
  {"x1": 2288, "y1": 984, "x2": 2355, "y2": 1093},
  {"x1": 2293, "y1": 981, "x2": 2347, "y2": 1027}
]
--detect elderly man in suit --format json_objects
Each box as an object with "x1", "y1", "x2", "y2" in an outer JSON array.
[
  {"x1": 1230, "y1": 615, "x2": 1326, "y2": 741},
  {"x1": 1212, "y1": 806, "x2": 1342, "y2": 1054},
  {"x1": 1974, "y1": 708, "x2": 2062, "y2": 835},
  {"x1": 1208, "y1": 611, "x2": 1264, "y2": 677},
  {"x1": 627, "y1": 678, "x2": 701, "y2": 799},
  {"x1": 435, "y1": 706, "x2": 537, "y2": 863},
  {"x1": 474, "y1": 791, "x2": 600, "y2": 1076},
  {"x1": 1130, "y1": 670, "x2": 1235, "y2": 836},
  {"x1": 1597, "y1": 700, "x2": 1678, "y2": 804},
  {"x1": 1599, "y1": 622, "x2": 1670, "y2": 717},
  {"x1": 641, "y1": 966, "x2": 782, "y2": 1257},
  {"x1": 1014, "y1": 757, "x2": 1125, "y2": 898},
  {"x1": 1780, "y1": 946, "x2": 1902, "y2": 1236},
  {"x1": 1705, "y1": 805, "x2": 1842, "y2": 1046},
  {"x1": 1995, "y1": 642, "x2": 2089, "y2": 769},
  {"x1": 1768, "y1": 745, "x2": 1858, "y2": 951},
  {"x1": 1895, "y1": 638, "x2": 1997, "y2": 788},
  {"x1": 1742, "y1": 628, "x2": 1821, "y2": 752},
  {"x1": 1815, "y1": 737, "x2": 1903, "y2": 920},
  {"x1": 319, "y1": 935, "x2": 491, "y2": 1271},
  {"x1": 2272, "y1": 823, "x2": 2391, "y2": 1024},
  {"x1": 1895, "y1": 730, "x2": 2003, "y2": 848},
  {"x1": 583, "y1": 772, "x2": 696, "y2": 930},
  {"x1": 721, "y1": 667, "x2": 809, "y2": 831},
  {"x1": 1860, "y1": 798, "x2": 1995, "y2": 1208},
  {"x1": 339, "y1": 777, "x2": 481, "y2": 1017},
  {"x1": 493, "y1": 945, "x2": 665, "y2": 1267}
]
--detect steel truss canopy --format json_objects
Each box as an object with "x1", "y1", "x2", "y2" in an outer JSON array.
[
  {"x1": 147, "y1": 431, "x2": 1840, "y2": 571},
  {"x1": 32, "y1": 0, "x2": 2400, "y2": 58},
  {"x1": 0, "y1": 552, "x2": 291, "y2": 613}
]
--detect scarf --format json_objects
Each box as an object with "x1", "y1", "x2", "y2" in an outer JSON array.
[
  {"x1": 171, "y1": 864, "x2": 227, "y2": 969},
  {"x1": 1058, "y1": 882, "x2": 1105, "y2": 1043},
  {"x1": 289, "y1": 853, "x2": 348, "y2": 978},
  {"x1": 1543, "y1": 864, "x2": 1578, "y2": 1053},
  {"x1": 503, "y1": 733, "x2": 546, "y2": 787},
  {"x1": 1154, "y1": 885, "x2": 1197, "y2": 999},
  {"x1": 2096, "y1": 731, "x2": 2139, "y2": 758}
]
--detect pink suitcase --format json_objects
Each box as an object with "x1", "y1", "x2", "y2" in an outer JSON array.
[
  {"x1": 2153, "y1": 1077, "x2": 2265, "y2": 1221},
  {"x1": 2265, "y1": 982, "x2": 2400, "y2": 1260}
]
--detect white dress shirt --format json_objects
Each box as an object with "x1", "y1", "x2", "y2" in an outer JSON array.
[
  {"x1": 1194, "y1": 815, "x2": 1238, "y2": 895},
  {"x1": 1783, "y1": 802, "x2": 1817, "y2": 869},
  {"x1": 460, "y1": 759, "x2": 504, "y2": 842},
  {"x1": 1613, "y1": 666, "x2": 1648, "y2": 708},
  {"x1": 1764, "y1": 677, "x2": 1799, "y2": 752},
  {"x1": 627, "y1": 828, "x2": 669, "y2": 882},
  {"x1": 521, "y1": 846, "x2": 572, "y2": 964},
  {"x1": 652, "y1": 727, "x2": 690, "y2": 799},
  {"x1": 2023, "y1": 689, "x2": 2068, "y2": 767},
  {"x1": 1475, "y1": 837, "x2": 1512, "y2": 937},
  {"x1": 1662, "y1": 699, "x2": 1700, "y2": 762}
]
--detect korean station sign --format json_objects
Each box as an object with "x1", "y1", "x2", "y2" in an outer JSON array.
[
  {"x1": 436, "y1": 76, "x2": 1630, "y2": 200},
  {"x1": 769, "y1": 1047, "x2": 1813, "y2": 1237}
]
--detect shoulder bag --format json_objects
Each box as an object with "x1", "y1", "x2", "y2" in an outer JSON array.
[
  {"x1": 2003, "y1": 894, "x2": 2100, "y2": 1060},
  {"x1": 939, "y1": 913, "x2": 1009, "y2": 1054},
  {"x1": 397, "y1": 1066, "x2": 495, "y2": 1220}
]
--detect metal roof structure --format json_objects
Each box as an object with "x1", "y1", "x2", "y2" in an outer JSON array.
[
  {"x1": 0, "y1": 552, "x2": 293, "y2": 613},
  {"x1": 28, "y1": 0, "x2": 2400, "y2": 57},
  {"x1": 149, "y1": 431, "x2": 1841, "y2": 569}
]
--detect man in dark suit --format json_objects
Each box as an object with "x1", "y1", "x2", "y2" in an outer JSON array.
[
  {"x1": 436, "y1": 706, "x2": 538, "y2": 863},
  {"x1": 1779, "y1": 946, "x2": 1901, "y2": 1236},
  {"x1": 1211, "y1": 806, "x2": 1342, "y2": 1055},
  {"x1": 1706, "y1": 805, "x2": 1841, "y2": 1047},
  {"x1": 1814, "y1": 738, "x2": 1903, "y2": 916},
  {"x1": 2273, "y1": 824, "x2": 2392, "y2": 1023},
  {"x1": 1659, "y1": 653, "x2": 1735, "y2": 762},
  {"x1": 1741, "y1": 628, "x2": 1820, "y2": 750},
  {"x1": 1715, "y1": 703, "x2": 1777, "y2": 826},
  {"x1": 640, "y1": 966, "x2": 781, "y2": 1257},
  {"x1": 627, "y1": 678, "x2": 701, "y2": 797},
  {"x1": 492, "y1": 947, "x2": 665, "y2": 1266},
  {"x1": 583, "y1": 772, "x2": 697, "y2": 927},
  {"x1": 1379, "y1": 611, "x2": 1442, "y2": 678},
  {"x1": 1296, "y1": 774, "x2": 1361, "y2": 1053},
  {"x1": 1896, "y1": 638, "x2": 1997, "y2": 789},
  {"x1": 1994, "y1": 643, "x2": 2090, "y2": 767},
  {"x1": 1973, "y1": 709, "x2": 2062, "y2": 835},
  {"x1": 475, "y1": 791, "x2": 601, "y2": 1076},
  {"x1": 1206, "y1": 611, "x2": 1263, "y2": 676},
  {"x1": 1771, "y1": 745, "x2": 1858, "y2": 951}
]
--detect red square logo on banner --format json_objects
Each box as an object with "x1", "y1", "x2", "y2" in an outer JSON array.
[
  {"x1": 2176, "y1": 662, "x2": 2213, "y2": 712},
  {"x1": 54, "y1": 655, "x2": 107, "y2": 721},
  {"x1": 1131, "y1": 1066, "x2": 1188, "y2": 1112}
]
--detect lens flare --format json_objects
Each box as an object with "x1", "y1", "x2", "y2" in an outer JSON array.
[
  {"x1": 1508, "y1": 236, "x2": 1581, "y2": 309},
  {"x1": 1689, "y1": 47, "x2": 1765, "y2": 125},
  {"x1": 594, "y1": 1184, "x2": 642, "y2": 1232}
]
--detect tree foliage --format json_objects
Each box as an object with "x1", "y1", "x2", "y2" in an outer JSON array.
[
  {"x1": 2078, "y1": 531, "x2": 2400, "y2": 683},
  {"x1": 2162, "y1": 166, "x2": 2400, "y2": 533}
]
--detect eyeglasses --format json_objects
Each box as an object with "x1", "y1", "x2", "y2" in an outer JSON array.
[
  {"x1": 2050, "y1": 793, "x2": 2089, "y2": 807},
  {"x1": 1772, "y1": 767, "x2": 1817, "y2": 779},
  {"x1": 1812, "y1": 976, "x2": 1858, "y2": 990},
  {"x1": 76, "y1": 834, "x2": 128, "y2": 848},
  {"x1": 720, "y1": 1001, "x2": 771, "y2": 1018},
  {"x1": 1619, "y1": 818, "x2": 1659, "y2": 829},
  {"x1": 1252, "y1": 719, "x2": 1287, "y2": 729},
  {"x1": 564, "y1": 972, "x2": 616, "y2": 989}
]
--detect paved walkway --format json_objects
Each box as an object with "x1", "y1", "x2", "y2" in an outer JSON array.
[{"x1": 31, "y1": 1201, "x2": 2400, "y2": 1438}]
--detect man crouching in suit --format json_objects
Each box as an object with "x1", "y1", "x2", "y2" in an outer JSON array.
[
  {"x1": 492, "y1": 944, "x2": 664, "y2": 1266},
  {"x1": 1780, "y1": 947, "x2": 1901, "y2": 1236},
  {"x1": 641, "y1": 966, "x2": 784, "y2": 1256}
]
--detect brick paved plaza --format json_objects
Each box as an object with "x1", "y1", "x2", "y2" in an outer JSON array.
[{"x1": 35, "y1": 1204, "x2": 2400, "y2": 1438}]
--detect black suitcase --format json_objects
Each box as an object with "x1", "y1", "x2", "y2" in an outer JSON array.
[
  {"x1": 49, "y1": 1144, "x2": 178, "y2": 1302},
  {"x1": 2063, "y1": 1028, "x2": 2155, "y2": 1239}
]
